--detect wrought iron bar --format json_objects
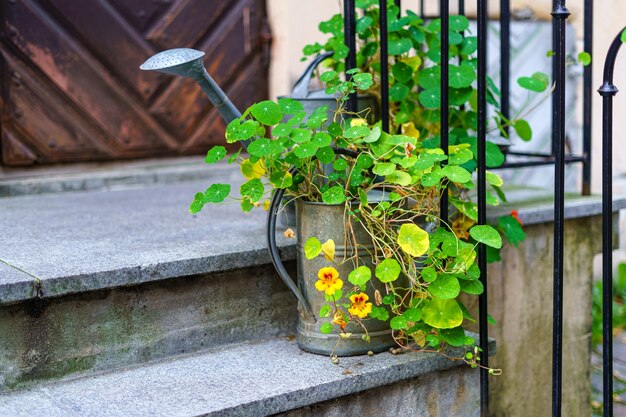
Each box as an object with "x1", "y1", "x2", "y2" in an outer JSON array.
[
  {"x1": 476, "y1": 0, "x2": 489, "y2": 415},
  {"x1": 551, "y1": 2, "x2": 570, "y2": 416},
  {"x1": 458, "y1": 0, "x2": 465, "y2": 15},
  {"x1": 582, "y1": 0, "x2": 593, "y2": 195},
  {"x1": 379, "y1": 0, "x2": 390, "y2": 133},
  {"x1": 492, "y1": 156, "x2": 585, "y2": 170},
  {"x1": 598, "y1": 26, "x2": 624, "y2": 417},
  {"x1": 440, "y1": 0, "x2": 449, "y2": 224},
  {"x1": 419, "y1": 0, "x2": 424, "y2": 19},
  {"x1": 500, "y1": 0, "x2": 510, "y2": 137},
  {"x1": 344, "y1": 0, "x2": 357, "y2": 113},
  {"x1": 506, "y1": 151, "x2": 581, "y2": 158}
]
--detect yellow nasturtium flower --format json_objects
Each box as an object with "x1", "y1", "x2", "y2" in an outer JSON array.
[
  {"x1": 315, "y1": 266, "x2": 343, "y2": 295},
  {"x1": 348, "y1": 292, "x2": 373, "y2": 319},
  {"x1": 321, "y1": 239, "x2": 335, "y2": 262}
]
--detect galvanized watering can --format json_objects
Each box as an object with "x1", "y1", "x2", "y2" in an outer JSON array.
[
  {"x1": 286, "y1": 51, "x2": 378, "y2": 122},
  {"x1": 140, "y1": 49, "x2": 393, "y2": 356}
]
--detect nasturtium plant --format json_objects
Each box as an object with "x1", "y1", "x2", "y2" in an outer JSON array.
[{"x1": 192, "y1": 2, "x2": 531, "y2": 373}]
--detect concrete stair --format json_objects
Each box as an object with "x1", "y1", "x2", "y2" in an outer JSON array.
[{"x1": 0, "y1": 160, "x2": 485, "y2": 416}]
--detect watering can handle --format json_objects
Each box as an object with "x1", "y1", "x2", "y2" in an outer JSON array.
[
  {"x1": 266, "y1": 176, "x2": 316, "y2": 323},
  {"x1": 291, "y1": 52, "x2": 334, "y2": 99},
  {"x1": 266, "y1": 149, "x2": 359, "y2": 324}
]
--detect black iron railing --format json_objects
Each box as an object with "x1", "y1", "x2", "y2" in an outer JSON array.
[
  {"x1": 339, "y1": 1, "x2": 620, "y2": 416},
  {"x1": 599, "y1": 27, "x2": 625, "y2": 417}
]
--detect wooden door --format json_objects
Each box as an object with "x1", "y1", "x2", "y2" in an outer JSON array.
[{"x1": 0, "y1": 0, "x2": 270, "y2": 165}]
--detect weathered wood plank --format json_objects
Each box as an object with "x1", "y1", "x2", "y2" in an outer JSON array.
[{"x1": 45, "y1": 0, "x2": 165, "y2": 101}]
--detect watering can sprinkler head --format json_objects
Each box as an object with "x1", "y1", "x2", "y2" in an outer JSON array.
[
  {"x1": 140, "y1": 48, "x2": 242, "y2": 126},
  {"x1": 140, "y1": 48, "x2": 206, "y2": 79}
]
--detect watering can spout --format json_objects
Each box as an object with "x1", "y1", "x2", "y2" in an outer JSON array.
[{"x1": 140, "y1": 48, "x2": 242, "y2": 125}]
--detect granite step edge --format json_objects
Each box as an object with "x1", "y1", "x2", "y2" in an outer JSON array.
[
  {"x1": 2, "y1": 183, "x2": 623, "y2": 307},
  {"x1": 0, "y1": 245, "x2": 297, "y2": 306},
  {"x1": 0, "y1": 337, "x2": 494, "y2": 417}
]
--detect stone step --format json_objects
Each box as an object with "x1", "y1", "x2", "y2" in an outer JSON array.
[
  {"x1": 2, "y1": 161, "x2": 624, "y2": 391},
  {"x1": 0, "y1": 337, "x2": 490, "y2": 417},
  {"x1": 0, "y1": 163, "x2": 299, "y2": 390},
  {"x1": 0, "y1": 156, "x2": 215, "y2": 197}
]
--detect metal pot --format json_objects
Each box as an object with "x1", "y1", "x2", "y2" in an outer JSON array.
[
  {"x1": 283, "y1": 52, "x2": 379, "y2": 123},
  {"x1": 295, "y1": 200, "x2": 396, "y2": 356}
]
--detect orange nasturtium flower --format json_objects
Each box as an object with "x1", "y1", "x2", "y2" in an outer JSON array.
[
  {"x1": 315, "y1": 266, "x2": 343, "y2": 295},
  {"x1": 348, "y1": 292, "x2": 373, "y2": 319},
  {"x1": 332, "y1": 311, "x2": 347, "y2": 331}
]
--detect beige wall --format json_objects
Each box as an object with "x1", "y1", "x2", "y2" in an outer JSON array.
[{"x1": 268, "y1": 0, "x2": 626, "y2": 193}]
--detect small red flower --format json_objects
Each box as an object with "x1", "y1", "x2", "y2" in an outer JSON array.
[{"x1": 511, "y1": 210, "x2": 523, "y2": 225}]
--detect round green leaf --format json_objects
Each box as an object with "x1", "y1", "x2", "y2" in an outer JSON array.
[
  {"x1": 622, "y1": 28, "x2": 626, "y2": 43},
  {"x1": 449, "y1": 15, "x2": 469, "y2": 32},
  {"x1": 422, "y1": 299, "x2": 464, "y2": 329},
  {"x1": 320, "y1": 322, "x2": 334, "y2": 334},
  {"x1": 403, "y1": 308, "x2": 422, "y2": 322},
  {"x1": 269, "y1": 171, "x2": 293, "y2": 189},
  {"x1": 291, "y1": 128, "x2": 312, "y2": 143},
  {"x1": 248, "y1": 138, "x2": 280, "y2": 157},
  {"x1": 189, "y1": 199, "x2": 204, "y2": 214},
  {"x1": 418, "y1": 66, "x2": 440, "y2": 89},
  {"x1": 356, "y1": 15, "x2": 373, "y2": 34},
  {"x1": 388, "y1": 38, "x2": 412, "y2": 55},
  {"x1": 392, "y1": 61, "x2": 413, "y2": 83},
  {"x1": 203, "y1": 183, "x2": 231, "y2": 203},
  {"x1": 485, "y1": 142, "x2": 505, "y2": 168},
  {"x1": 363, "y1": 126, "x2": 382, "y2": 143},
  {"x1": 333, "y1": 158, "x2": 348, "y2": 171},
  {"x1": 236, "y1": 120, "x2": 258, "y2": 140},
  {"x1": 278, "y1": 97, "x2": 304, "y2": 115},
  {"x1": 370, "y1": 306, "x2": 390, "y2": 321},
  {"x1": 461, "y1": 36, "x2": 477, "y2": 55},
  {"x1": 273, "y1": 123, "x2": 292, "y2": 137},
  {"x1": 498, "y1": 216, "x2": 526, "y2": 247},
  {"x1": 304, "y1": 237, "x2": 322, "y2": 259},
  {"x1": 428, "y1": 274, "x2": 460, "y2": 299},
  {"x1": 578, "y1": 51, "x2": 591, "y2": 66},
  {"x1": 251, "y1": 100, "x2": 282, "y2": 125},
  {"x1": 449, "y1": 63, "x2": 476, "y2": 88},
  {"x1": 439, "y1": 327, "x2": 467, "y2": 347},
  {"x1": 320, "y1": 70, "x2": 338, "y2": 83},
  {"x1": 311, "y1": 132, "x2": 332, "y2": 148},
  {"x1": 386, "y1": 171, "x2": 412, "y2": 186},
  {"x1": 372, "y1": 162, "x2": 396, "y2": 176},
  {"x1": 449, "y1": 148, "x2": 473, "y2": 165},
  {"x1": 418, "y1": 88, "x2": 441, "y2": 109},
  {"x1": 348, "y1": 266, "x2": 372, "y2": 286},
  {"x1": 442, "y1": 165, "x2": 472, "y2": 183},
  {"x1": 514, "y1": 119, "x2": 532, "y2": 141},
  {"x1": 240, "y1": 178, "x2": 264, "y2": 202},
  {"x1": 397, "y1": 223, "x2": 430, "y2": 257},
  {"x1": 469, "y1": 225, "x2": 503, "y2": 249},
  {"x1": 517, "y1": 76, "x2": 547, "y2": 92},
  {"x1": 294, "y1": 142, "x2": 318, "y2": 159},
  {"x1": 449, "y1": 87, "x2": 474, "y2": 106},
  {"x1": 486, "y1": 171, "x2": 503, "y2": 187},
  {"x1": 316, "y1": 146, "x2": 335, "y2": 164},
  {"x1": 460, "y1": 279, "x2": 484, "y2": 295},
  {"x1": 205, "y1": 146, "x2": 226, "y2": 164},
  {"x1": 376, "y1": 258, "x2": 401, "y2": 283},
  {"x1": 390, "y1": 316, "x2": 408, "y2": 330},
  {"x1": 389, "y1": 83, "x2": 410, "y2": 102},
  {"x1": 421, "y1": 267, "x2": 437, "y2": 283},
  {"x1": 321, "y1": 185, "x2": 346, "y2": 205},
  {"x1": 353, "y1": 73, "x2": 373, "y2": 90},
  {"x1": 344, "y1": 125, "x2": 370, "y2": 139}
]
